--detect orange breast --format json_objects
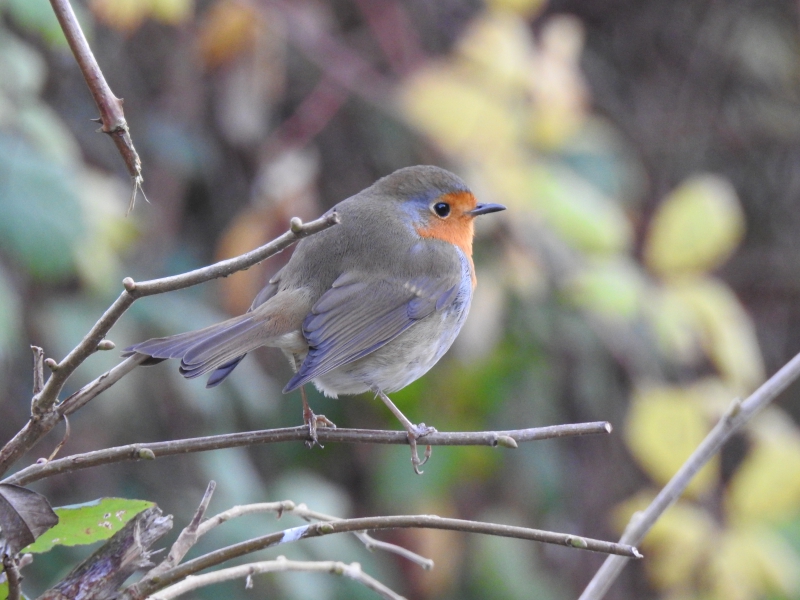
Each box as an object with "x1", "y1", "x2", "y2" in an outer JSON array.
[{"x1": 415, "y1": 191, "x2": 477, "y2": 287}]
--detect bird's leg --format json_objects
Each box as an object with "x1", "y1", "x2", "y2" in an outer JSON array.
[
  {"x1": 374, "y1": 388, "x2": 436, "y2": 475},
  {"x1": 299, "y1": 385, "x2": 336, "y2": 448},
  {"x1": 292, "y1": 355, "x2": 335, "y2": 448}
]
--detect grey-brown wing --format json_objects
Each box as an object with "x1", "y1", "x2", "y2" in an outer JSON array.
[{"x1": 283, "y1": 271, "x2": 461, "y2": 392}]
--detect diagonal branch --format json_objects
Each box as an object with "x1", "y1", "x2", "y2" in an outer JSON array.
[
  {"x1": 0, "y1": 213, "x2": 339, "y2": 478},
  {"x1": 48, "y1": 0, "x2": 144, "y2": 212},
  {"x1": 3, "y1": 421, "x2": 611, "y2": 487},
  {"x1": 149, "y1": 557, "x2": 404, "y2": 600},
  {"x1": 579, "y1": 350, "x2": 800, "y2": 600},
  {"x1": 122, "y1": 514, "x2": 641, "y2": 598}
]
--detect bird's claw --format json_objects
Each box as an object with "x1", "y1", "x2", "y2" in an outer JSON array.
[
  {"x1": 407, "y1": 423, "x2": 436, "y2": 475},
  {"x1": 304, "y1": 408, "x2": 336, "y2": 449}
]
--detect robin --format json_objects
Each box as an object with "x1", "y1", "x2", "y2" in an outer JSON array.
[{"x1": 123, "y1": 165, "x2": 506, "y2": 473}]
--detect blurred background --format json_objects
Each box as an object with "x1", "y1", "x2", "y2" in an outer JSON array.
[{"x1": 2, "y1": 0, "x2": 800, "y2": 598}]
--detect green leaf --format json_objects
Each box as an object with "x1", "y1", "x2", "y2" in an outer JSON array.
[
  {"x1": 22, "y1": 498, "x2": 154, "y2": 553},
  {"x1": 565, "y1": 257, "x2": 646, "y2": 319},
  {"x1": 0, "y1": 135, "x2": 86, "y2": 281}
]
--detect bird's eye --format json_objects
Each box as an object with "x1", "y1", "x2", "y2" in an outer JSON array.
[{"x1": 432, "y1": 202, "x2": 451, "y2": 218}]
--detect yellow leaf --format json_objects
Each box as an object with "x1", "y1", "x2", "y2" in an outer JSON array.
[
  {"x1": 456, "y1": 12, "x2": 535, "y2": 93},
  {"x1": 198, "y1": 0, "x2": 262, "y2": 68},
  {"x1": 528, "y1": 16, "x2": 588, "y2": 148},
  {"x1": 625, "y1": 385, "x2": 718, "y2": 496},
  {"x1": 614, "y1": 491, "x2": 715, "y2": 589},
  {"x1": 565, "y1": 257, "x2": 646, "y2": 320},
  {"x1": 726, "y1": 422, "x2": 800, "y2": 524},
  {"x1": 644, "y1": 174, "x2": 745, "y2": 277},
  {"x1": 484, "y1": 0, "x2": 547, "y2": 18},
  {"x1": 89, "y1": 0, "x2": 149, "y2": 32},
  {"x1": 149, "y1": 0, "x2": 194, "y2": 25},
  {"x1": 710, "y1": 525, "x2": 800, "y2": 600},
  {"x1": 400, "y1": 65, "x2": 519, "y2": 159},
  {"x1": 668, "y1": 277, "x2": 764, "y2": 392}
]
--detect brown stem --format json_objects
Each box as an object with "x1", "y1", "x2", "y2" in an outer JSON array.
[
  {"x1": 123, "y1": 515, "x2": 640, "y2": 597},
  {"x1": 48, "y1": 0, "x2": 144, "y2": 209},
  {"x1": 3, "y1": 422, "x2": 611, "y2": 487}
]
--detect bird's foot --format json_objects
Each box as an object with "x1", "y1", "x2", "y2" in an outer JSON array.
[
  {"x1": 303, "y1": 406, "x2": 336, "y2": 449},
  {"x1": 407, "y1": 423, "x2": 437, "y2": 475}
]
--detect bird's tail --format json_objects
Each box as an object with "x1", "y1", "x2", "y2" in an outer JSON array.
[{"x1": 122, "y1": 314, "x2": 265, "y2": 388}]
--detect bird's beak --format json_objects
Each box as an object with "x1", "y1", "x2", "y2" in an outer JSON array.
[{"x1": 468, "y1": 203, "x2": 507, "y2": 217}]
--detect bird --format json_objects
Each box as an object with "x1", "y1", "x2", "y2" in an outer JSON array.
[{"x1": 122, "y1": 165, "x2": 506, "y2": 473}]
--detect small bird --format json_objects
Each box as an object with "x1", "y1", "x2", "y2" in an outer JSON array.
[{"x1": 123, "y1": 166, "x2": 505, "y2": 472}]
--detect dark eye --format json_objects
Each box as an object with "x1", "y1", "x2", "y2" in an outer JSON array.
[{"x1": 433, "y1": 202, "x2": 450, "y2": 218}]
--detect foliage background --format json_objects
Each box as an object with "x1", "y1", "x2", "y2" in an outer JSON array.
[{"x1": 1, "y1": 0, "x2": 800, "y2": 598}]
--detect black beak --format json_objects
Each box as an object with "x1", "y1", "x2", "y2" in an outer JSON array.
[{"x1": 468, "y1": 203, "x2": 507, "y2": 216}]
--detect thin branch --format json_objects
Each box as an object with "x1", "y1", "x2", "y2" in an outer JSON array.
[
  {"x1": 4, "y1": 422, "x2": 611, "y2": 487},
  {"x1": 149, "y1": 558, "x2": 405, "y2": 600},
  {"x1": 0, "y1": 213, "x2": 339, "y2": 478},
  {"x1": 48, "y1": 0, "x2": 144, "y2": 212},
  {"x1": 31, "y1": 346, "x2": 44, "y2": 396},
  {"x1": 146, "y1": 481, "x2": 217, "y2": 581},
  {"x1": 579, "y1": 350, "x2": 800, "y2": 600},
  {"x1": 123, "y1": 514, "x2": 640, "y2": 598},
  {"x1": 195, "y1": 500, "x2": 433, "y2": 570},
  {"x1": 58, "y1": 355, "x2": 148, "y2": 416},
  {"x1": 2, "y1": 553, "x2": 21, "y2": 600}
]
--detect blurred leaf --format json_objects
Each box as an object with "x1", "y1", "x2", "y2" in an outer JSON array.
[
  {"x1": 5, "y1": 0, "x2": 85, "y2": 47},
  {"x1": 644, "y1": 174, "x2": 745, "y2": 277},
  {"x1": 668, "y1": 277, "x2": 764, "y2": 392},
  {"x1": 456, "y1": 12, "x2": 535, "y2": 92},
  {"x1": 89, "y1": 0, "x2": 149, "y2": 32},
  {"x1": 0, "y1": 264, "x2": 21, "y2": 358},
  {"x1": 614, "y1": 491, "x2": 715, "y2": 590},
  {"x1": 16, "y1": 103, "x2": 82, "y2": 166},
  {"x1": 0, "y1": 484, "x2": 58, "y2": 554},
  {"x1": 23, "y1": 498, "x2": 154, "y2": 553},
  {"x1": 531, "y1": 164, "x2": 633, "y2": 253},
  {"x1": 484, "y1": 0, "x2": 546, "y2": 18},
  {"x1": 645, "y1": 287, "x2": 701, "y2": 364},
  {"x1": 625, "y1": 385, "x2": 717, "y2": 496},
  {"x1": 199, "y1": 0, "x2": 262, "y2": 68},
  {"x1": 528, "y1": 16, "x2": 587, "y2": 149},
  {"x1": 150, "y1": 0, "x2": 194, "y2": 25},
  {"x1": 726, "y1": 424, "x2": 800, "y2": 524},
  {"x1": 565, "y1": 257, "x2": 646, "y2": 320},
  {"x1": 401, "y1": 65, "x2": 518, "y2": 159},
  {"x1": 0, "y1": 580, "x2": 6, "y2": 599},
  {"x1": 710, "y1": 525, "x2": 800, "y2": 600},
  {"x1": 0, "y1": 135, "x2": 86, "y2": 281},
  {"x1": 0, "y1": 29, "x2": 46, "y2": 97}
]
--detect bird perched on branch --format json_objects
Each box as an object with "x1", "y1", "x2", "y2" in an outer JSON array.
[{"x1": 123, "y1": 165, "x2": 506, "y2": 473}]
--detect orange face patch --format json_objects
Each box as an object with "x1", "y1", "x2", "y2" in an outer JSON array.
[{"x1": 415, "y1": 191, "x2": 477, "y2": 286}]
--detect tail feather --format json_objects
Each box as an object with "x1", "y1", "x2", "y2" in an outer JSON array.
[{"x1": 122, "y1": 315, "x2": 264, "y2": 386}]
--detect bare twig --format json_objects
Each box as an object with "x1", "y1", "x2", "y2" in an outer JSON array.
[
  {"x1": 31, "y1": 346, "x2": 44, "y2": 396},
  {"x1": 2, "y1": 553, "x2": 21, "y2": 600},
  {"x1": 149, "y1": 557, "x2": 405, "y2": 600},
  {"x1": 195, "y1": 500, "x2": 433, "y2": 570},
  {"x1": 147, "y1": 482, "x2": 217, "y2": 580},
  {"x1": 48, "y1": 0, "x2": 144, "y2": 212},
  {"x1": 123, "y1": 514, "x2": 640, "y2": 598},
  {"x1": 579, "y1": 351, "x2": 800, "y2": 600},
  {"x1": 45, "y1": 416, "x2": 70, "y2": 462},
  {"x1": 4, "y1": 422, "x2": 611, "y2": 487},
  {"x1": 58, "y1": 354, "x2": 149, "y2": 416},
  {"x1": 0, "y1": 213, "x2": 339, "y2": 478}
]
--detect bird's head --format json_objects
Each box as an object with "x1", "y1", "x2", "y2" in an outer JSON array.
[{"x1": 373, "y1": 166, "x2": 506, "y2": 257}]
